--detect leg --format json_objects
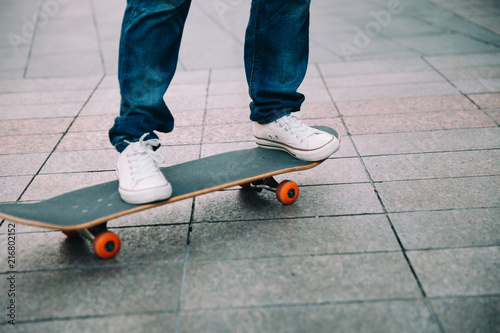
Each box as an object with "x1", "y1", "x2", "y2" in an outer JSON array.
[
  {"x1": 245, "y1": 0, "x2": 340, "y2": 161},
  {"x1": 110, "y1": 0, "x2": 192, "y2": 204},
  {"x1": 244, "y1": 0, "x2": 310, "y2": 124},
  {"x1": 109, "y1": 0, "x2": 192, "y2": 153}
]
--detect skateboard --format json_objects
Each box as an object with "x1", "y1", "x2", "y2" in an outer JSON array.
[{"x1": 0, "y1": 127, "x2": 339, "y2": 259}]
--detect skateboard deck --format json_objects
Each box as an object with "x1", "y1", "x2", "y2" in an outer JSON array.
[{"x1": 0, "y1": 126, "x2": 339, "y2": 258}]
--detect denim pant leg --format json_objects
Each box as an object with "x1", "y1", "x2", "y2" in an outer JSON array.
[
  {"x1": 244, "y1": 0, "x2": 311, "y2": 124},
  {"x1": 109, "y1": 0, "x2": 192, "y2": 152}
]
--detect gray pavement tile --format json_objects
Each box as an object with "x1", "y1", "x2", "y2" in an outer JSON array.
[
  {"x1": 168, "y1": 108, "x2": 206, "y2": 127},
  {"x1": 395, "y1": 34, "x2": 500, "y2": 55},
  {"x1": 0, "y1": 103, "x2": 83, "y2": 120},
  {"x1": 376, "y1": 176, "x2": 500, "y2": 212},
  {"x1": 30, "y1": 28, "x2": 99, "y2": 55},
  {"x1": 1, "y1": 134, "x2": 61, "y2": 154},
  {"x1": 20, "y1": 171, "x2": 116, "y2": 202},
  {"x1": 165, "y1": 93, "x2": 207, "y2": 111},
  {"x1": 333, "y1": 136, "x2": 359, "y2": 158},
  {"x1": 98, "y1": 75, "x2": 119, "y2": 89},
  {"x1": 42, "y1": 0, "x2": 94, "y2": 20},
  {"x1": 430, "y1": 296, "x2": 500, "y2": 333},
  {"x1": 0, "y1": 47, "x2": 30, "y2": 73},
  {"x1": 202, "y1": 122, "x2": 253, "y2": 144},
  {"x1": 0, "y1": 90, "x2": 91, "y2": 106},
  {"x1": 170, "y1": 69, "x2": 210, "y2": 85},
  {"x1": 0, "y1": 117, "x2": 72, "y2": 136},
  {"x1": 363, "y1": 150, "x2": 500, "y2": 181},
  {"x1": 380, "y1": 16, "x2": 446, "y2": 38},
  {"x1": 468, "y1": 16, "x2": 500, "y2": 36},
  {"x1": 179, "y1": 40, "x2": 244, "y2": 71},
  {"x1": 99, "y1": 47, "x2": 120, "y2": 74},
  {"x1": 182, "y1": 252, "x2": 421, "y2": 310},
  {"x1": 424, "y1": 52, "x2": 500, "y2": 70},
  {"x1": 300, "y1": 89, "x2": 332, "y2": 104},
  {"x1": 0, "y1": 153, "x2": 48, "y2": 177},
  {"x1": 206, "y1": 92, "x2": 250, "y2": 109},
  {"x1": 0, "y1": 76, "x2": 100, "y2": 93},
  {"x1": 301, "y1": 102, "x2": 341, "y2": 118},
  {"x1": 390, "y1": 208, "x2": 500, "y2": 250},
  {"x1": 55, "y1": 130, "x2": 110, "y2": 151},
  {"x1": 179, "y1": 300, "x2": 440, "y2": 333},
  {"x1": 204, "y1": 107, "x2": 249, "y2": 125},
  {"x1": 189, "y1": 215, "x2": 399, "y2": 261},
  {"x1": 0, "y1": 225, "x2": 187, "y2": 272},
  {"x1": 68, "y1": 115, "x2": 116, "y2": 132},
  {"x1": 193, "y1": 183, "x2": 383, "y2": 222},
  {"x1": 79, "y1": 99, "x2": 120, "y2": 116},
  {"x1": 352, "y1": 127, "x2": 500, "y2": 156},
  {"x1": 159, "y1": 125, "x2": 203, "y2": 146},
  {"x1": 408, "y1": 246, "x2": 500, "y2": 297},
  {"x1": 325, "y1": 70, "x2": 445, "y2": 89},
  {"x1": 0, "y1": 263, "x2": 182, "y2": 322},
  {"x1": 8, "y1": 313, "x2": 176, "y2": 333},
  {"x1": 208, "y1": 81, "x2": 247, "y2": 96},
  {"x1": 453, "y1": 78, "x2": 500, "y2": 94},
  {"x1": 345, "y1": 49, "x2": 422, "y2": 62},
  {"x1": 309, "y1": 42, "x2": 343, "y2": 63},
  {"x1": 420, "y1": 11, "x2": 500, "y2": 45},
  {"x1": 209, "y1": 68, "x2": 246, "y2": 84},
  {"x1": 166, "y1": 83, "x2": 208, "y2": 99},
  {"x1": 336, "y1": 94, "x2": 477, "y2": 116},
  {"x1": 0, "y1": 70, "x2": 24, "y2": 81},
  {"x1": 439, "y1": 66, "x2": 500, "y2": 81},
  {"x1": 25, "y1": 51, "x2": 103, "y2": 78},
  {"x1": 0, "y1": 176, "x2": 31, "y2": 203},
  {"x1": 159, "y1": 145, "x2": 203, "y2": 166},
  {"x1": 329, "y1": 82, "x2": 459, "y2": 101},
  {"x1": 345, "y1": 110, "x2": 496, "y2": 134},
  {"x1": 338, "y1": 39, "x2": 417, "y2": 61},
  {"x1": 41, "y1": 149, "x2": 116, "y2": 174},
  {"x1": 90, "y1": 87, "x2": 120, "y2": 101},
  {"x1": 468, "y1": 92, "x2": 500, "y2": 109},
  {"x1": 318, "y1": 58, "x2": 431, "y2": 77},
  {"x1": 486, "y1": 109, "x2": 500, "y2": 124}
]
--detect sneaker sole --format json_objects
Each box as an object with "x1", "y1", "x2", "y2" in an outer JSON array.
[
  {"x1": 255, "y1": 136, "x2": 340, "y2": 162},
  {"x1": 119, "y1": 183, "x2": 173, "y2": 205}
]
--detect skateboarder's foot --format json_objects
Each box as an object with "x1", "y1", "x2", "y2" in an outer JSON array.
[
  {"x1": 253, "y1": 113, "x2": 340, "y2": 161},
  {"x1": 116, "y1": 133, "x2": 172, "y2": 204}
]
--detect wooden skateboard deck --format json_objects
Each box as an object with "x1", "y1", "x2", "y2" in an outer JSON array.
[{"x1": 0, "y1": 126, "x2": 339, "y2": 258}]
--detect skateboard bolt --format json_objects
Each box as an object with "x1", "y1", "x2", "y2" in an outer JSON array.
[
  {"x1": 105, "y1": 241, "x2": 115, "y2": 252},
  {"x1": 287, "y1": 189, "x2": 296, "y2": 198}
]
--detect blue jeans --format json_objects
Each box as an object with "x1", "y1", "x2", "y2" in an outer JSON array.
[{"x1": 109, "y1": 0, "x2": 311, "y2": 152}]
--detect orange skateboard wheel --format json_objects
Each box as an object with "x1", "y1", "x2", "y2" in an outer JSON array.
[
  {"x1": 276, "y1": 180, "x2": 299, "y2": 205},
  {"x1": 92, "y1": 231, "x2": 121, "y2": 259},
  {"x1": 62, "y1": 230, "x2": 79, "y2": 238}
]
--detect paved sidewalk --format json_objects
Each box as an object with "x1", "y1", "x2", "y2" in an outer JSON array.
[{"x1": 0, "y1": 0, "x2": 499, "y2": 332}]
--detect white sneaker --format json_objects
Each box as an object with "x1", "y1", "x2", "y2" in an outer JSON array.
[
  {"x1": 116, "y1": 133, "x2": 172, "y2": 204},
  {"x1": 253, "y1": 113, "x2": 340, "y2": 161}
]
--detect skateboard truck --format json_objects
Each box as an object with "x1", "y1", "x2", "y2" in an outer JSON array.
[
  {"x1": 241, "y1": 177, "x2": 300, "y2": 205},
  {"x1": 62, "y1": 222, "x2": 121, "y2": 259}
]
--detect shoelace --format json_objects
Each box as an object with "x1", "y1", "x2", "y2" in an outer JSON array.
[
  {"x1": 124, "y1": 133, "x2": 164, "y2": 185},
  {"x1": 276, "y1": 113, "x2": 316, "y2": 143}
]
